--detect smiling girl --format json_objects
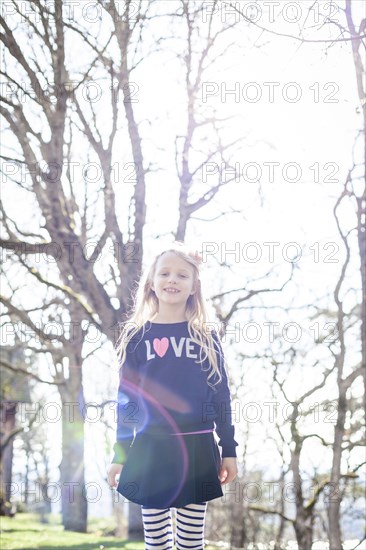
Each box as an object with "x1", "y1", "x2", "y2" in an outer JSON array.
[{"x1": 107, "y1": 242, "x2": 238, "y2": 550}]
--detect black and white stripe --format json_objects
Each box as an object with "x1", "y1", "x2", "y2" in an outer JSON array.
[
  {"x1": 176, "y1": 502, "x2": 207, "y2": 549},
  {"x1": 141, "y1": 507, "x2": 173, "y2": 550},
  {"x1": 141, "y1": 502, "x2": 207, "y2": 550}
]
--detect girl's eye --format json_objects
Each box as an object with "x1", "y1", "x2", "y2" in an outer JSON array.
[{"x1": 179, "y1": 274, "x2": 188, "y2": 278}]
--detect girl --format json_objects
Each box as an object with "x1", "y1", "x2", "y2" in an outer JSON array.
[{"x1": 107, "y1": 242, "x2": 238, "y2": 550}]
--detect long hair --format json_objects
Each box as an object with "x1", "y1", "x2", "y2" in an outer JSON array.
[{"x1": 115, "y1": 242, "x2": 223, "y2": 389}]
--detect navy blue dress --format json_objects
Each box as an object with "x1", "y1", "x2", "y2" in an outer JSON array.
[{"x1": 112, "y1": 321, "x2": 238, "y2": 509}]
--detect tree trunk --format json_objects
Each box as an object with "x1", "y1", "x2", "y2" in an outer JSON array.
[
  {"x1": 0, "y1": 402, "x2": 16, "y2": 516},
  {"x1": 290, "y1": 409, "x2": 314, "y2": 549},
  {"x1": 59, "y1": 338, "x2": 87, "y2": 533},
  {"x1": 274, "y1": 474, "x2": 286, "y2": 550},
  {"x1": 127, "y1": 502, "x2": 143, "y2": 541},
  {"x1": 328, "y1": 393, "x2": 347, "y2": 550},
  {"x1": 229, "y1": 497, "x2": 246, "y2": 548},
  {"x1": 293, "y1": 516, "x2": 313, "y2": 550}
]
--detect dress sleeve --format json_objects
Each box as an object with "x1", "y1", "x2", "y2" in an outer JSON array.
[
  {"x1": 211, "y1": 331, "x2": 239, "y2": 458},
  {"x1": 111, "y1": 336, "x2": 142, "y2": 464}
]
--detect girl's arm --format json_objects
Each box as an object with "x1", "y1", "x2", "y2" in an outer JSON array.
[
  {"x1": 211, "y1": 331, "x2": 239, "y2": 458},
  {"x1": 107, "y1": 462, "x2": 122, "y2": 488},
  {"x1": 219, "y1": 457, "x2": 238, "y2": 485}
]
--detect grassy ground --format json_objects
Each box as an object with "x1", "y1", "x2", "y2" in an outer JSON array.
[{"x1": 0, "y1": 513, "x2": 219, "y2": 550}]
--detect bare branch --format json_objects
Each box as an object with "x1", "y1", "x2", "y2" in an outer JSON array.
[
  {"x1": 225, "y1": 1, "x2": 366, "y2": 44},
  {"x1": 1, "y1": 358, "x2": 65, "y2": 386}
]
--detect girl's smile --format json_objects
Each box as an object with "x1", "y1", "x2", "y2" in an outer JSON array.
[
  {"x1": 164, "y1": 287, "x2": 181, "y2": 293},
  {"x1": 150, "y1": 252, "x2": 196, "y2": 312}
]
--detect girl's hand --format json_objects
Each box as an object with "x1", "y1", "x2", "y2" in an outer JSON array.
[
  {"x1": 219, "y1": 457, "x2": 238, "y2": 485},
  {"x1": 107, "y1": 463, "x2": 123, "y2": 488}
]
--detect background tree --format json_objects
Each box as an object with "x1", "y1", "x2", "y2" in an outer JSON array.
[
  {"x1": 0, "y1": 342, "x2": 31, "y2": 516},
  {"x1": 1, "y1": 0, "x2": 151, "y2": 532},
  {"x1": 209, "y1": 2, "x2": 366, "y2": 546},
  {"x1": 0, "y1": 0, "x2": 251, "y2": 537}
]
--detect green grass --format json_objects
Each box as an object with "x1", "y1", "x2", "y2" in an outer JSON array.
[
  {"x1": 0, "y1": 513, "x2": 144, "y2": 550},
  {"x1": 0, "y1": 513, "x2": 219, "y2": 549}
]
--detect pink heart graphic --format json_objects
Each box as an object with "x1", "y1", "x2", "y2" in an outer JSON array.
[{"x1": 153, "y1": 337, "x2": 169, "y2": 358}]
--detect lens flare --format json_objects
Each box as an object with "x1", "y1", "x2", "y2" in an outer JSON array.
[{"x1": 116, "y1": 378, "x2": 191, "y2": 506}]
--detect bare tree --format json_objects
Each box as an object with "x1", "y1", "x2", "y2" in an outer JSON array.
[
  {"x1": 0, "y1": 0, "x2": 252, "y2": 538},
  {"x1": 172, "y1": 0, "x2": 244, "y2": 240},
  {"x1": 1, "y1": 0, "x2": 151, "y2": 532},
  {"x1": 209, "y1": 2, "x2": 366, "y2": 547},
  {"x1": 327, "y1": 2, "x2": 366, "y2": 548}
]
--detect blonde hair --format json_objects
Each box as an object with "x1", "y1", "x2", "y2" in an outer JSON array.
[{"x1": 115, "y1": 242, "x2": 223, "y2": 389}]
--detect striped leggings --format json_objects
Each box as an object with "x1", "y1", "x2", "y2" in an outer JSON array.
[{"x1": 141, "y1": 502, "x2": 207, "y2": 550}]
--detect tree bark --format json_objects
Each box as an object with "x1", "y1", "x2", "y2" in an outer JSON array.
[
  {"x1": 0, "y1": 403, "x2": 16, "y2": 516},
  {"x1": 58, "y1": 358, "x2": 87, "y2": 532},
  {"x1": 229, "y1": 495, "x2": 246, "y2": 548},
  {"x1": 290, "y1": 408, "x2": 314, "y2": 550}
]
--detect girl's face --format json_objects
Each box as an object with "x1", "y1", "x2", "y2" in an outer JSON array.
[{"x1": 151, "y1": 252, "x2": 196, "y2": 309}]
